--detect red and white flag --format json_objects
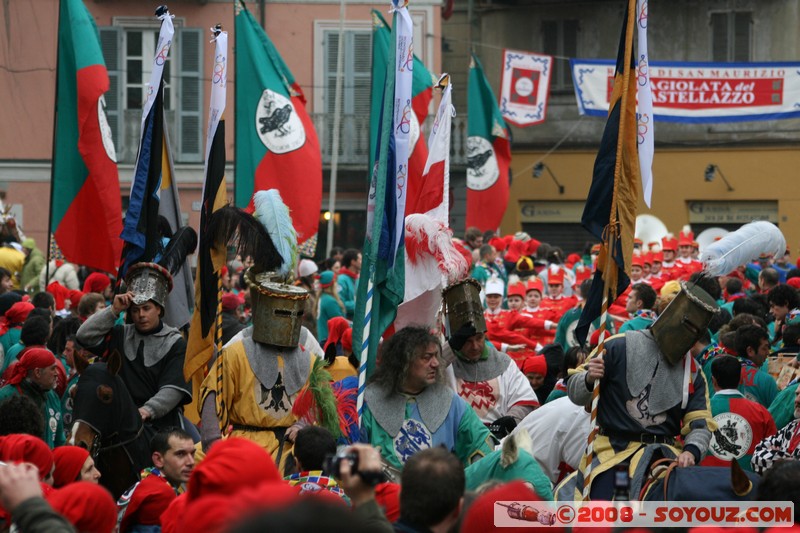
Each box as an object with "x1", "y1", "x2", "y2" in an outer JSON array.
[
  {"x1": 395, "y1": 77, "x2": 465, "y2": 331},
  {"x1": 499, "y1": 48, "x2": 553, "y2": 127},
  {"x1": 414, "y1": 76, "x2": 453, "y2": 223}
]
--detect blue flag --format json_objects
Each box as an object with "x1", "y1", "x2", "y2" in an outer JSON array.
[{"x1": 119, "y1": 80, "x2": 165, "y2": 277}]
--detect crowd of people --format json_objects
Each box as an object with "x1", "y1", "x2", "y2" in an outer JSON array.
[{"x1": 0, "y1": 218, "x2": 799, "y2": 532}]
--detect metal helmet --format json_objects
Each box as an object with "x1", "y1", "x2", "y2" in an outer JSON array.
[
  {"x1": 442, "y1": 278, "x2": 486, "y2": 337},
  {"x1": 124, "y1": 262, "x2": 173, "y2": 308},
  {"x1": 245, "y1": 268, "x2": 309, "y2": 348},
  {"x1": 651, "y1": 280, "x2": 719, "y2": 365}
]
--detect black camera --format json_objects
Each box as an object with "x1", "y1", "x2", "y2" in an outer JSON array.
[
  {"x1": 324, "y1": 450, "x2": 386, "y2": 486},
  {"x1": 324, "y1": 450, "x2": 359, "y2": 478}
]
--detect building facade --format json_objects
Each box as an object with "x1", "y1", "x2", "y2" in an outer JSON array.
[
  {"x1": 0, "y1": 0, "x2": 443, "y2": 261},
  {"x1": 441, "y1": 0, "x2": 800, "y2": 254}
]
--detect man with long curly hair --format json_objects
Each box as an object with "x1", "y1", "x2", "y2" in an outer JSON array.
[{"x1": 360, "y1": 327, "x2": 493, "y2": 478}]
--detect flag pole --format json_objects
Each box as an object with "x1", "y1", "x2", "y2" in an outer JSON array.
[
  {"x1": 356, "y1": 270, "x2": 374, "y2": 422},
  {"x1": 47, "y1": 0, "x2": 65, "y2": 286},
  {"x1": 325, "y1": 0, "x2": 347, "y2": 258},
  {"x1": 580, "y1": 0, "x2": 637, "y2": 501}
]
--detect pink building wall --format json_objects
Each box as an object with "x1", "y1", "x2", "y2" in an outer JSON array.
[{"x1": 0, "y1": 0, "x2": 441, "y2": 268}]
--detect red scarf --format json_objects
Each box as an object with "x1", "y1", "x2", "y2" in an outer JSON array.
[{"x1": 339, "y1": 268, "x2": 358, "y2": 280}]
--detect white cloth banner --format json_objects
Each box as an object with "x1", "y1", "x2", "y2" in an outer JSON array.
[
  {"x1": 391, "y1": 0, "x2": 413, "y2": 257},
  {"x1": 636, "y1": 0, "x2": 654, "y2": 208},
  {"x1": 201, "y1": 31, "x2": 228, "y2": 207},
  {"x1": 500, "y1": 49, "x2": 553, "y2": 127},
  {"x1": 141, "y1": 13, "x2": 174, "y2": 131},
  {"x1": 571, "y1": 59, "x2": 800, "y2": 123}
]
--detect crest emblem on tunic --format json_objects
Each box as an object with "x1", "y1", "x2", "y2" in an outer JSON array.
[
  {"x1": 625, "y1": 384, "x2": 666, "y2": 427},
  {"x1": 257, "y1": 373, "x2": 292, "y2": 418},
  {"x1": 393, "y1": 418, "x2": 432, "y2": 464},
  {"x1": 466, "y1": 136, "x2": 499, "y2": 191},
  {"x1": 458, "y1": 379, "x2": 499, "y2": 418},
  {"x1": 255, "y1": 89, "x2": 306, "y2": 154},
  {"x1": 709, "y1": 412, "x2": 752, "y2": 460}
]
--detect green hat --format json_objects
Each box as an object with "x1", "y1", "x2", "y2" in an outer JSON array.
[
  {"x1": 319, "y1": 270, "x2": 334, "y2": 288},
  {"x1": 21, "y1": 238, "x2": 35, "y2": 250}
]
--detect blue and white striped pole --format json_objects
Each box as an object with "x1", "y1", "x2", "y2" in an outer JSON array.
[{"x1": 356, "y1": 274, "x2": 375, "y2": 423}]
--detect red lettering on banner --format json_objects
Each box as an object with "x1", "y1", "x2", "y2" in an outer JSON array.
[{"x1": 606, "y1": 75, "x2": 783, "y2": 109}]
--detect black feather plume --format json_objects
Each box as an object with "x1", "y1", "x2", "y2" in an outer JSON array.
[
  {"x1": 158, "y1": 226, "x2": 198, "y2": 276},
  {"x1": 205, "y1": 205, "x2": 283, "y2": 272}
]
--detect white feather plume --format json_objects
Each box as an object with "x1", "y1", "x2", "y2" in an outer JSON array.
[
  {"x1": 404, "y1": 214, "x2": 469, "y2": 284},
  {"x1": 253, "y1": 190, "x2": 297, "y2": 277},
  {"x1": 701, "y1": 221, "x2": 786, "y2": 277}
]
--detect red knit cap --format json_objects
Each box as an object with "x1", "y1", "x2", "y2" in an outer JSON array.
[
  {"x1": 521, "y1": 355, "x2": 547, "y2": 376},
  {"x1": 48, "y1": 482, "x2": 117, "y2": 533},
  {"x1": 0, "y1": 434, "x2": 54, "y2": 481},
  {"x1": 324, "y1": 316, "x2": 351, "y2": 353},
  {"x1": 52, "y1": 446, "x2": 90, "y2": 488},
  {"x1": 461, "y1": 481, "x2": 562, "y2": 533},
  {"x1": 6, "y1": 301, "x2": 33, "y2": 323},
  {"x1": 82, "y1": 272, "x2": 111, "y2": 294},
  {"x1": 187, "y1": 437, "x2": 281, "y2": 501},
  {"x1": 46, "y1": 282, "x2": 70, "y2": 312},
  {"x1": 375, "y1": 482, "x2": 401, "y2": 522},
  {"x1": 489, "y1": 237, "x2": 508, "y2": 252},
  {"x1": 341, "y1": 328, "x2": 353, "y2": 354},
  {"x1": 1, "y1": 346, "x2": 57, "y2": 386},
  {"x1": 220, "y1": 292, "x2": 242, "y2": 312},
  {"x1": 180, "y1": 482, "x2": 301, "y2": 533},
  {"x1": 68, "y1": 289, "x2": 85, "y2": 308}
]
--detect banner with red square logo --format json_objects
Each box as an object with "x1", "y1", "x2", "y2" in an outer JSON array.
[{"x1": 500, "y1": 49, "x2": 553, "y2": 127}]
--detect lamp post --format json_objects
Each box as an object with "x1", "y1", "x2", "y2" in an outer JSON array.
[
  {"x1": 532, "y1": 162, "x2": 565, "y2": 194},
  {"x1": 704, "y1": 164, "x2": 734, "y2": 192}
]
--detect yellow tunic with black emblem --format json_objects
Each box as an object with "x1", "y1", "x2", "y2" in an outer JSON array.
[{"x1": 200, "y1": 326, "x2": 323, "y2": 471}]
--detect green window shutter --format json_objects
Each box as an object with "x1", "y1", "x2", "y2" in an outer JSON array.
[
  {"x1": 99, "y1": 27, "x2": 123, "y2": 157},
  {"x1": 176, "y1": 27, "x2": 203, "y2": 162},
  {"x1": 733, "y1": 12, "x2": 752, "y2": 62},
  {"x1": 711, "y1": 13, "x2": 728, "y2": 62}
]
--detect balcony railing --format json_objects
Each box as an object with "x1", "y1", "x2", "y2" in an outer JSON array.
[
  {"x1": 115, "y1": 110, "x2": 469, "y2": 168},
  {"x1": 310, "y1": 113, "x2": 469, "y2": 168}
]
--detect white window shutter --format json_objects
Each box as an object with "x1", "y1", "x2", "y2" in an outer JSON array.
[
  {"x1": 98, "y1": 27, "x2": 123, "y2": 155},
  {"x1": 176, "y1": 27, "x2": 203, "y2": 163}
]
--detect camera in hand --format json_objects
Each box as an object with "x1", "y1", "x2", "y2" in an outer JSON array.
[{"x1": 324, "y1": 450, "x2": 386, "y2": 486}]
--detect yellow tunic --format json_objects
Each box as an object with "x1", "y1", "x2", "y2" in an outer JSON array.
[{"x1": 200, "y1": 338, "x2": 318, "y2": 470}]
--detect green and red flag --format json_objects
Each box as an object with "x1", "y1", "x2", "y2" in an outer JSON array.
[
  {"x1": 51, "y1": 0, "x2": 122, "y2": 274},
  {"x1": 235, "y1": 1, "x2": 322, "y2": 253},
  {"x1": 466, "y1": 54, "x2": 511, "y2": 232},
  {"x1": 370, "y1": 10, "x2": 435, "y2": 216}
]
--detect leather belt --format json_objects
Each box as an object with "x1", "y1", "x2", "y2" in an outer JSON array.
[{"x1": 598, "y1": 427, "x2": 675, "y2": 445}]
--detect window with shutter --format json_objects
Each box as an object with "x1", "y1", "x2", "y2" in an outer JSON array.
[
  {"x1": 541, "y1": 19, "x2": 578, "y2": 92},
  {"x1": 99, "y1": 27, "x2": 122, "y2": 157},
  {"x1": 711, "y1": 11, "x2": 752, "y2": 62},
  {"x1": 733, "y1": 12, "x2": 752, "y2": 62},
  {"x1": 321, "y1": 29, "x2": 372, "y2": 164},
  {"x1": 98, "y1": 23, "x2": 203, "y2": 164},
  {"x1": 176, "y1": 28, "x2": 203, "y2": 163}
]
